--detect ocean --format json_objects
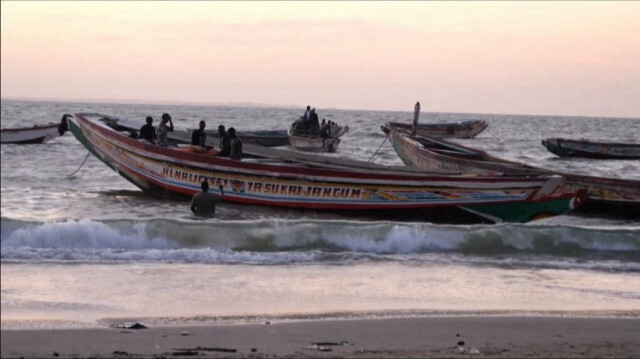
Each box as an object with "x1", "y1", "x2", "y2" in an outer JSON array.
[{"x1": 1, "y1": 100, "x2": 639, "y2": 330}]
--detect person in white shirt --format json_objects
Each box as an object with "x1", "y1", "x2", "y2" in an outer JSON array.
[{"x1": 156, "y1": 113, "x2": 174, "y2": 147}]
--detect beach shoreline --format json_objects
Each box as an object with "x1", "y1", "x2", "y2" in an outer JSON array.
[{"x1": 2, "y1": 316, "x2": 639, "y2": 358}]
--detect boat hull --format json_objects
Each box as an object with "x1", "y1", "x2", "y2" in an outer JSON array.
[
  {"x1": 381, "y1": 120, "x2": 488, "y2": 139},
  {"x1": 68, "y1": 113, "x2": 583, "y2": 224},
  {"x1": 1, "y1": 123, "x2": 61, "y2": 144},
  {"x1": 287, "y1": 130, "x2": 341, "y2": 152},
  {"x1": 390, "y1": 131, "x2": 640, "y2": 217},
  {"x1": 542, "y1": 138, "x2": 640, "y2": 160}
]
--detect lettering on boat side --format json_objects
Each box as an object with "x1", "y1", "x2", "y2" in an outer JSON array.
[
  {"x1": 160, "y1": 167, "x2": 532, "y2": 203},
  {"x1": 246, "y1": 182, "x2": 360, "y2": 198},
  {"x1": 162, "y1": 167, "x2": 366, "y2": 199},
  {"x1": 611, "y1": 148, "x2": 640, "y2": 155},
  {"x1": 162, "y1": 168, "x2": 228, "y2": 189}
]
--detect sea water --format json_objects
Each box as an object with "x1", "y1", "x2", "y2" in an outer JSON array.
[{"x1": 1, "y1": 100, "x2": 639, "y2": 330}]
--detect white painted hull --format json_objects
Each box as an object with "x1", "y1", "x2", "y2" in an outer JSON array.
[{"x1": 1, "y1": 123, "x2": 61, "y2": 144}]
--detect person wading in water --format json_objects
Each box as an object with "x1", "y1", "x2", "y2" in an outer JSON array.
[{"x1": 190, "y1": 181, "x2": 224, "y2": 217}]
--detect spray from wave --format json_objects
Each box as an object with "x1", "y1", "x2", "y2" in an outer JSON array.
[{"x1": 2, "y1": 217, "x2": 639, "y2": 268}]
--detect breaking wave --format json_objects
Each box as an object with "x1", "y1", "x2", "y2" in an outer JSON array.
[{"x1": 2, "y1": 217, "x2": 639, "y2": 270}]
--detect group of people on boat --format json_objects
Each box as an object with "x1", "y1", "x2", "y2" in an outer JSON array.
[
  {"x1": 138, "y1": 113, "x2": 174, "y2": 147},
  {"x1": 135, "y1": 114, "x2": 242, "y2": 218},
  {"x1": 137, "y1": 114, "x2": 242, "y2": 159},
  {"x1": 291, "y1": 105, "x2": 341, "y2": 138}
]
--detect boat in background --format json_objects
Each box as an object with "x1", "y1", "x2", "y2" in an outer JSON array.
[
  {"x1": 66, "y1": 112, "x2": 585, "y2": 224},
  {"x1": 381, "y1": 101, "x2": 488, "y2": 139},
  {"x1": 1, "y1": 114, "x2": 71, "y2": 144},
  {"x1": 288, "y1": 120, "x2": 349, "y2": 153},
  {"x1": 542, "y1": 138, "x2": 640, "y2": 159},
  {"x1": 381, "y1": 119, "x2": 488, "y2": 139},
  {"x1": 389, "y1": 130, "x2": 640, "y2": 217},
  {"x1": 197, "y1": 128, "x2": 289, "y2": 147}
]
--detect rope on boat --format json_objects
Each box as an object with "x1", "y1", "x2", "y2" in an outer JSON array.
[
  {"x1": 485, "y1": 126, "x2": 497, "y2": 138},
  {"x1": 68, "y1": 152, "x2": 91, "y2": 177},
  {"x1": 368, "y1": 134, "x2": 390, "y2": 162}
]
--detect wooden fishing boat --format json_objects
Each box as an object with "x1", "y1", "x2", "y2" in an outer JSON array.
[
  {"x1": 1, "y1": 115, "x2": 71, "y2": 144},
  {"x1": 381, "y1": 120, "x2": 488, "y2": 139},
  {"x1": 193, "y1": 129, "x2": 289, "y2": 147},
  {"x1": 287, "y1": 123, "x2": 349, "y2": 153},
  {"x1": 389, "y1": 131, "x2": 640, "y2": 216},
  {"x1": 542, "y1": 138, "x2": 640, "y2": 159},
  {"x1": 66, "y1": 112, "x2": 584, "y2": 224}
]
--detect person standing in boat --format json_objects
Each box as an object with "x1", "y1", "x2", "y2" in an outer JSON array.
[
  {"x1": 228, "y1": 127, "x2": 243, "y2": 159},
  {"x1": 329, "y1": 121, "x2": 338, "y2": 138},
  {"x1": 190, "y1": 181, "x2": 224, "y2": 217},
  {"x1": 310, "y1": 108, "x2": 320, "y2": 134},
  {"x1": 320, "y1": 119, "x2": 330, "y2": 139},
  {"x1": 217, "y1": 125, "x2": 229, "y2": 149},
  {"x1": 212, "y1": 125, "x2": 231, "y2": 156},
  {"x1": 139, "y1": 116, "x2": 157, "y2": 144},
  {"x1": 302, "y1": 105, "x2": 311, "y2": 122},
  {"x1": 156, "y1": 113, "x2": 174, "y2": 147},
  {"x1": 191, "y1": 120, "x2": 207, "y2": 148}
]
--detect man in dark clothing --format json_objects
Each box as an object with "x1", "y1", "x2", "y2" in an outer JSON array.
[
  {"x1": 190, "y1": 181, "x2": 223, "y2": 217},
  {"x1": 320, "y1": 119, "x2": 330, "y2": 139},
  {"x1": 215, "y1": 125, "x2": 232, "y2": 157},
  {"x1": 310, "y1": 108, "x2": 320, "y2": 134},
  {"x1": 228, "y1": 127, "x2": 243, "y2": 159},
  {"x1": 139, "y1": 116, "x2": 156, "y2": 144},
  {"x1": 191, "y1": 120, "x2": 207, "y2": 147}
]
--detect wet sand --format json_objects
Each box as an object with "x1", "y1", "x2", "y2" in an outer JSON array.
[{"x1": 2, "y1": 316, "x2": 639, "y2": 358}]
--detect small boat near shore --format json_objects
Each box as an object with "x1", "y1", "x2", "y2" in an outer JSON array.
[
  {"x1": 66, "y1": 112, "x2": 585, "y2": 224},
  {"x1": 389, "y1": 130, "x2": 640, "y2": 216},
  {"x1": 542, "y1": 138, "x2": 640, "y2": 159},
  {"x1": 1, "y1": 115, "x2": 71, "y2": 144}
]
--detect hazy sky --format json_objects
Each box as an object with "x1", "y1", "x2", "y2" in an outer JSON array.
[{"x1": 2, "y1": 1, "x2": 639, "y2": 117}]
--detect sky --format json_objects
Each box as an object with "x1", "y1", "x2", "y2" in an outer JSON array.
[{"x1": 2, "y1": 1, "x2": 639, "y2": 118}]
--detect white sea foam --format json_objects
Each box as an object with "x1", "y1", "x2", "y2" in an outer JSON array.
[{"x1": 2, "y1": 217, "x2": 638, "y2": 267}]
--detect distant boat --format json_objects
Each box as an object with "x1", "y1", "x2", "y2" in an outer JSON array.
[
  {"x1": 381, "y1": 120, "x2": 488, "y2": 139},
  {"x1": 1, "y1": 115, "x2": 71, "y2": 144},
  {"x1": 288, "y1": 120, "x2": 349, "y2": 153},
  {"x1": 65, "y1": 112, "x2": 585, "y2": 224},
  {"x1": 542, "y1": 138, "x2": 640, "y2": 159},
  {"x1": 388, "y1": 130, "x2": 640, "y2": 215},
  {"x1": 197, "y1": 128, "x2": 289, "y2": 147}
]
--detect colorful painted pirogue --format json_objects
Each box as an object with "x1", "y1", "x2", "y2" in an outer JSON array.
[
  {"x1": 388, "y1": 130, "x2": 640, "y2": 215},
  {"x1": 67, "y1": 113, "x2": 585, "y2": 224},
  {"x1": 542, "y1": 138, "x2": 640, "y2": 160}
]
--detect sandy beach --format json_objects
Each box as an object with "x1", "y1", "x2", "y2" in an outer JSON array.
[{"x1": 2, "y1": 316, "x2": 639, "y2": 358}]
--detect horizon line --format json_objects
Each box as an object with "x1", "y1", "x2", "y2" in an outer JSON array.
[{"x1": 1, "y1": 96, "x2": 637, "y2": 120}]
